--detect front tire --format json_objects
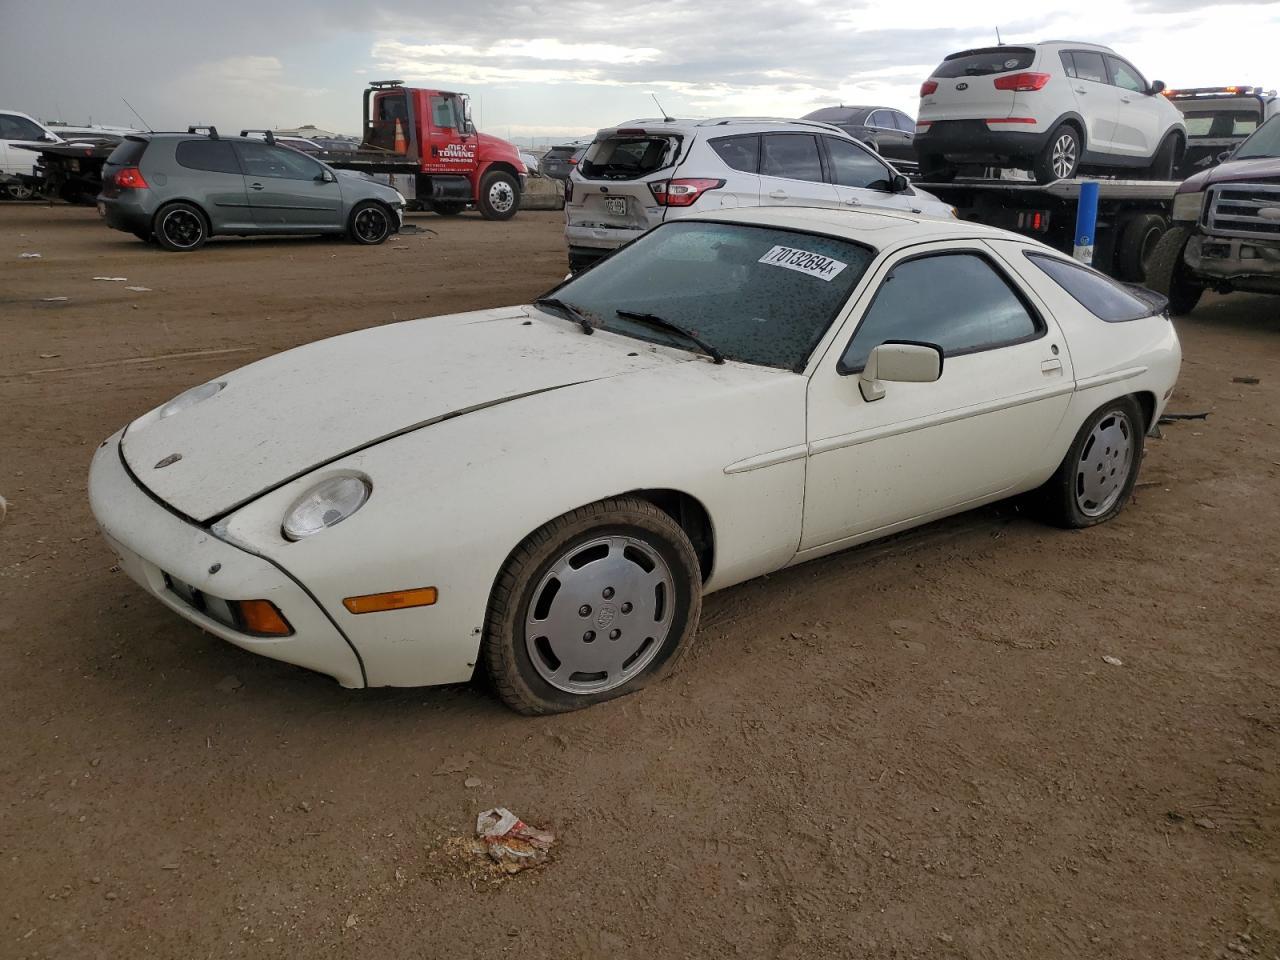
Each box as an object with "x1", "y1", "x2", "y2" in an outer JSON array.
[
  {"x1": 483, "y1": 497, "x2": 703, "y2": 715},
  {"x1": 1033, "y1": 124, "x2": 1080, "y2": 183},
  {"x1": 1114, "y1": 212, "x2": 1167, "y2": 283},
  {"x1": 1037, "y1": 396, "x2": 1146, "y2": 529},
  {"x1": 153, "y1": 201, "x2": 208, "y2": 252},
  {"x1": 1146, "y1": 225, "x2": 1203, "y2": 315},
  {"x1": 477, "y1": 170, "x2": 519, "y2": 220},
  {"x1": 1144, "y1": 133, "x2": 1181, "y2": 180},
  {"x1": 348, "y1": 201, "x2": 392, "y2": 244}
]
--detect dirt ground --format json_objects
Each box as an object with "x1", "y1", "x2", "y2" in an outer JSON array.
[{"x1": 1, "y1": 203, "x2": 1277, "y2": 959}]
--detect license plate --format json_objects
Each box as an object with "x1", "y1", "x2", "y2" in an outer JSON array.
[
  {"x1": 97, "y1": 201, "x2": 106, "y2": 217},
  {"x1": 604, "y1": 196, "x2": 627, "y2": 216}
]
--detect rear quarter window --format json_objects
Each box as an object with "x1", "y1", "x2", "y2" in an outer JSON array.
[
  {"x1": 175, "y1": 139, "x2": 241, "y2": 175},
  {"x1": 934, "y1": 47, "x2": 1035, "y2": 78},
  {"x1": 106, "y1": 138, "x2": 148, "y2": 166},
  {"x1": 579, "y1": 136, "x2": 680, "y2": 180},
  {"x1": 709, "y1": 134, "x2": 759, "y2": 173},
  {"x1": 1025, "y1": 252, "x2": 1161, "y2": 322}
]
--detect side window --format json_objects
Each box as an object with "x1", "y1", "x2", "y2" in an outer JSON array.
[
  {"x1": 1070, "y1": 50, "x2": 1108, "y2": 85},
  {"x1": 1059, "y1": 51, "x2": 1078, "y2": 78},
  {"x1": 430, "y1": 95, "x2": 459, "y2": 129},
  {"x1": 235, "y1": 141, "x2": 324, "y2": 180},
  {"x1": 839, "y1": 253, "x2": 1042, "y2": 372},
  {"x1": 0, "y1": 114, "x2": 46, "y2": 140},
  {"x1": 175, "y1": 140, "x2": 241, "y2": 174},
  {"x1": 761, "y1": 134, "x2": 824, "y2": 182},
  {"x1": 709, "y1": 134, "x2": 759, "y2": 173},
  {"x1": 891, "y1": 112, "x2": 916, "y2": 132},
  {"x1": 1025, "y1": 252, "x2": 1158, "y2": 322},
  {"x1": 1107, "y1": 57, "x2": 1146, "y2": 93},
  {"x1": 824, "y1": 137, "x2": 891, "y2": 190},
  {"x1": 867, "y1": 110, "x2": 892, "y2": 129}
]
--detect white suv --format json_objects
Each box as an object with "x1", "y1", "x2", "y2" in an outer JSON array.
[
  {"x1": 1, "y1": 109, "x2": 62, "y2": 199},
  {"x1": 914, "y1": 42, "x2": 1186, "y2": 184},
  {"x1": 564, "y1": 118, "x2": 955, "y2": 272}
]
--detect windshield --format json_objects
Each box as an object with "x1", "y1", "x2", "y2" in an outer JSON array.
[
  {"x1": 546, "y1": 221, "x2": 875, "y2": 370},
  {"x1": 1234, "y1": 115, "x2": 1280, "y2": 159}
]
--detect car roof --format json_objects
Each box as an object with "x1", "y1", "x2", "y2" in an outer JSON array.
[
  {"x1": 679, "y1": 205, "x2": 1023, "y2": 252},
  {"x1": 803, "y1": 106, "x2": 878, "y2": 121},
  {"x1": 594, "y1": 117, "x2": 856, "y2": 139}
]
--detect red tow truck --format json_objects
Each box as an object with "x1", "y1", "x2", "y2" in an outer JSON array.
[{"x1": 318, "y1": 81, "x2": 526, "y2": 220}]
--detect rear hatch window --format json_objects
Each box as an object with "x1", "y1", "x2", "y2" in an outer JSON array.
[
  {"x1": 933, "y1": 47, "x2": 1035, "y2": 78},
  {"x1": 579, "y1": 135, "x2": 681, "y2": 180},
  {"x1": 105, "y1": 137, "x2": 148, "y2": 167}
]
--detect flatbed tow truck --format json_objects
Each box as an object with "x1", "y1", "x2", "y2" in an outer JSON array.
[{"x1": 919, "y1": 175, "x2": 1182, "y2": 281}]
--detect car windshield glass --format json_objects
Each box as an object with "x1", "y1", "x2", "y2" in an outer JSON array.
[
  {"x1": 934, "y1": 47, "x2": 1034, "y2": 78},
  {"x1": 1181, "y1": 110, "x2": 1260, "y2": 139},
  {"x1": 1234, "y1": 116, "x2": 1280, "y2": 159},
  {"x1": 579, "y1": 136, "x2": 680, "y2": 180},
  {"x1": 547, "y1": 221, "x2": 874, "y2": 370}
]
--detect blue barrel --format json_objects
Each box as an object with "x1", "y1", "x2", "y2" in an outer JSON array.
[{"x1": 1073, "y1": 181, "x2": 1099, "y2": 266}]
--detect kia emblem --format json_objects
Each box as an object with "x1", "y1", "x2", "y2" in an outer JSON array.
[{"x1": 956, "y1": 82, "x2": 969, "y2": 91}]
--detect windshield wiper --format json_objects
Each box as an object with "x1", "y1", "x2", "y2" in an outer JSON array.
[
  {"x1": 615, "y1": 310, "x2": 724, "y2": 364},
  {"x1": 534, "y1": 296, "x2": 593, "y2": 335}
]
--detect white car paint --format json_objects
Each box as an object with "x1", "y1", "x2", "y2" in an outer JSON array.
[
  {"x1": 89, "y1": 206, "x2": 1180, "y2": 692},
  {"x1": 0, "y1": 109, "x2": 61, "y2": 181}
]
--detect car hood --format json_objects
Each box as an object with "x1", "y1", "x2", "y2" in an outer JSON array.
[
  {"x1": 120, "y1": 307, "x2": 681, "y2": 522},
  {"x1": 1179, "y1": 156, "x2": 1280, "y2": 193}
]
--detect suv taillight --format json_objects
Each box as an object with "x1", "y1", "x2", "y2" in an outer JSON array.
[
  {"x1": 920, "y1": 80, "x2": 938, "y2": 96},
  {"x1": 994, "y1": 72, "x2": 1051, "y2": 92},
  {"x1": 114, "y1": 167, "x2": 149, "y2": 189},
  {"x1": 649, "y1": 178, "x2": 724, "y2": 207},
  {"x1": 565, "y1": 178, "x2": 573, "y2": 203}
]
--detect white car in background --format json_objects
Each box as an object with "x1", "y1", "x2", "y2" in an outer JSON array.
[
  {"x1": 90, "y1": 205, "x2": 1179, "y2": 714},
  {"x1": 1, "y1": 109, "x2": 62, "y2": 199},
  {"x1": 564, "y1": 117, "x2": 955, "y2": 272},
  {"x1": 915, "y1": 41, "x2": 1186, "y2": 183}
]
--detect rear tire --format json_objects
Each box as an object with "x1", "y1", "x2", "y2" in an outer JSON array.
[
  {"x1": 1146, "y1": 226, "x2": 1203, "y2": 315},
  {"x1": 348, "y1": 201, "x2": 392, "y2": 245},
  {"x1": 477, "y1": 170, "x2": 519, "y2": 220},
  {"x1": 482, "y1": 496, "x2": 703, "y2": 715},
  {"x1": 1033, "y1": 124, "x2": 1080, "y2": 183},
  {"x1": 153, "y1": 201, "x2": 208, "y2": 252},
  {"x1": 1114, "y1": 212, "x2": 1167, "y2": 283},
  {"x1": 1144, "y1": 133, "x2": 1181, "y2": 180},
  {"x1": 1036, "y1": 396, "x2": 1146, "y2": 529}
]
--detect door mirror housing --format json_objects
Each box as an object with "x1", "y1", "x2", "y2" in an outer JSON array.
[
  {"x1": 1148, "y1": 80, "x2": 1166, "y2": 96},
  {"x1": 890, "y1": 173, "x2": 910, "y2": 193},
  {"x1": 316, "y1": 168, "x2": 337, "y2": 183},
  {"x1": 41, "y1": 133, "x2": 58, "y2": 143},
  {"x1": 858, "y1": 341, "x2": 943, "y2": 402},
  {"x1": 462, "y1": 95, "x2": 475, "y2": 134}
]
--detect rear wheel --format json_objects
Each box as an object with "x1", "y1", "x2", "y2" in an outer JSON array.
[
  {"x1": 5, "y1": 182, "x2": 36, "y2": 201},
  {"x1": 1036, "y1": 396, "x2": 1145, "y2": 528},
  {"x1": 1033, "y1": 124, "x2": 1080, "y2": 183},
  {"x1": 477, "y1": 170, "x2": 519, "y2": 220},
  {"x1": 1146, "y1": 225, "x2": 1203, "y2": 315},
  {"x1": 1144, "y1": 133, "x2": 1181, "y2": 180},
  {"x1": 1114, "y1": 212, "x2": 1167, "y2": 283},
  {"x1": 348, "y1": 201, "x2": 392, "y2": 244},
  {"x1": 153, "y1": 201, "x2": 208, "y2": 252},
  {"x1": 431, "y1": 200, "x2": 466, "y2": 216},
  {"x1": 483, "y1": 497, "x2": 703, "y2": 714}
]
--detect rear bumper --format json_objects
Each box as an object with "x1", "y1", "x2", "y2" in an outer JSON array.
[
  {"x1": 97, "y1": 195, "x2": 153, "y2": 234},
  {"x1": 914, "y1": 120, "x2": 1050, "y2": 163},
  {"x1": 567, "y1": 245, "x2": 612, "y2": 272},
  {"x1": 88, "y1": 432, "x2": 366, "y2": 688}
]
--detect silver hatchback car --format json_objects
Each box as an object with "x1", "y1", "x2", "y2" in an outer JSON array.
[
  {"x1": 99, "y1": 128, "x2": 405, "y2": 251},
  {"x1": 564, "y1": 117, "x2": 955, "y2": 271}
]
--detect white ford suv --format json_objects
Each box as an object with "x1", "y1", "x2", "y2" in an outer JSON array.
[
  {"x1": 915, "y1": 42, "x2": 1186, "y2": 184},
  {"x1": 564, "y1": 117, "x2": 955, "y2": 272}
]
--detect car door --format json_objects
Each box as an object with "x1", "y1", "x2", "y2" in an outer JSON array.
[
  {"x1": 233, "y1": 141, "x2": 343, "y2": 229},
  {"x1": 171, "y1": 139, "x2": 254, "y2": 231},
  {"x1": 822, "y1": 135, "x2": 914, "y2": 214},
  {"x1": 800, "y1": 241, "x2": 1074, "y2": 551},
  {"x1": 758, "y1": 133, "x2": 840, "y2": 207},
  {"x1": 1062, "y1": 49, "x2": 1121, "y2": 154},
  {"x1": 864, "y1": 109, "x2": 914, "y2": 166},
  {"x1": 1106, "y1": 55, "x2": 1161, "y2": 158},
  {"x1": 424, "y1": 93, "x2": 476, "y2": 175}
]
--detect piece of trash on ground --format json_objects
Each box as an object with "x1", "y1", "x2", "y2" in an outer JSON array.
[
  {"x1": 92, "y1": 276, "x2": 128, "y2": 282},
  {"x1": 1159, "y1": 411, "x2": 1209, "y2": 423},
  {"x1": 1232, "y1": 376, "x2": 1260, "y2": 385},
  {"x1": 476, "y1": 807, "x2": 555, "y2": 874},
  {"x1": 38, "y1": 353, "x2": 60, "y2": 359},
  {"x1": 1102, "y1": 655, "x2": 1124, "y2": 666},
  {"x1": 125, "y1": 286, "x2": 151, "y2": 292},
  {"x1": 41, "y1": 297, "x2": 68, "y2": 302},
  {"x1": 20, "y1": 252, "x2": 41, "y2": 259}
]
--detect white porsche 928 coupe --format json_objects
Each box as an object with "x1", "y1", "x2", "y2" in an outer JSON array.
[{"x1": 90, "y1": 206, "x2": 1180, "y2": 714}]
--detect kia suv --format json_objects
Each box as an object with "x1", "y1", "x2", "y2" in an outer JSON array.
[
  {"x1": 915, "y1": 42, "x2": 1186, "y2": 184},
  {"x1": 98, "y1": 129, "x2": 406, "y2": 251},
  {"x1": 564, "y1": 118, "x2": 954, "y2": 272}
]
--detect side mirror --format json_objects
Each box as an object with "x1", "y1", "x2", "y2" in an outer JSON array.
[
  {"x1": 1149, "y1": 80, "x2": 1166, "y2": 96},
  {"x1": 316, "y1": 169, "x2": 336, "y2": 183},
  {"x1": 890, "y1": 173, "x2": 910, "y2": 193},
  {"x1": 462, "y1": 97, "x2": 475, "y2": 134},
  {"x1": 42, "y1": 134, "x2": 58, "y2": 143},
  {"x1": 859, "y1": 341, "x2": 943, "y2": 402}
]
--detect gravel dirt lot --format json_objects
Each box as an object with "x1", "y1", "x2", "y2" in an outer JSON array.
[{"x1": 1, "y1": 204, "x2": 1278, "y2": 959}]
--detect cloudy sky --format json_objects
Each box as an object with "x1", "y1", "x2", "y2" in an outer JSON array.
[{"x1": 3, "y1": 0, "x2": 1278, "y2": 144}]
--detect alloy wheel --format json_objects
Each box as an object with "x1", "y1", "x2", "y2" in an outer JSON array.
[
  {"x1": 1075, "y1": 409, "x2": 1134, "y2": 517},
  {"x1": 353, "y1": 207, "x2": 388, "y2": 243},
  {"x1": 488, "y1": 180, "x2": 515, "y2": 214},
  {"x1": 161, "y1": 209, "x2": 204, "y2": 249},
  {"x1": 1052, "y1": 135, "x2": 1078, "y2": 180}
]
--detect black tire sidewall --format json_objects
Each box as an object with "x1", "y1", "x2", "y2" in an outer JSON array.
[
  {"x1": 477, "y1": 171, "x2": 519, "y2": 220},
  {"x1": 1116, "y1": 213, "x2": 1167, "y2": 283},
  {"x1": 348, "y1": 201, "x2": 391, "y2": 244},
  {"x1": 1147, "y1": 226, "x2": 1203, "y2": 314},
  {"x1": 153, "y1": 202, "x2": 207, "y2": 252}
]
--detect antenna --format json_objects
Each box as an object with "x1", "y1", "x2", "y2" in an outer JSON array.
[
  {"x1": 996, "y1": 26, "x2": 1003, "y2": 45},
  {"x1": 122, "y1": 97, "x2": 152, "y2": 132},
  {"x1": 651, "y1": 93, "x2": 675, "y2": 123}
]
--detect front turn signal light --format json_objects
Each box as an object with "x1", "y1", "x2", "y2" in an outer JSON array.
[
  {"x1": 343, "y1": 587, "x2": 438, "y2": 615},
  {"x1": 237, "y1": 599, "x2": 293, "y2": 636}
]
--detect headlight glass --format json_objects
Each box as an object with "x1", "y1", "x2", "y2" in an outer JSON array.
[
  {"x1": 1171, "y1": 191, "x2": 1204, "y2": 223},
  {"x1": 282, "y1": 475, "x2": 371, "y2": 541},
  {"x1": 158, "y1": 381, "x2": 225, "y2": 419}
]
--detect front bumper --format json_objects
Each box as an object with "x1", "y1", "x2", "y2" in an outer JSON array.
[
  {"x1": 914, "y1": 120, "x2": 1050, "y2": 164},
  {"x1": 1185, "y1": 233, "x2": 1280, "y2": 283},
  {"x1": 88, "y1": 433, "x2": 366, "y2": 687}
]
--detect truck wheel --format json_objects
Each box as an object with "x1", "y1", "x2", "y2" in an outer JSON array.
[
  {"x1": 1144, "y1": 133, "x2": 1181, "y2": 181},
  {"x1": 1145, "y1": 225, "x2": 1203, "y2": 315},
  {"x1": 1115, "y1": 213, "x2": 1167, "y2": 283},
  {"x1": 348, "y1": 201, "x2": 393, "y2": 245},
  {"x1": 918, "y1": 154, "x2": 957, "y2": 182},
  {"x1": 153, "y1": 202, "x2": 209, "y2": 252},
  {"x1": 477, "y1": 171, "x2": 519, "y2": 220},
  {"x1": 1033, "y1": 124, "x2": 1080, "y2": 183},
  {"x1": 431, "y1": 201, "x2": 466, "y2": 216}
]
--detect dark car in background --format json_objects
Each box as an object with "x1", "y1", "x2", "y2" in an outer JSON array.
[
  {"x1": 98, "y1": 129, "x2": 405, "y2": 252},
  {"x1": 1165, "y1": 85, "x2": 1278, "y2": 178},
  {"x1": 800, "y1": 105, "x2": 919, "y2": 173},
  {"x1": 539, "y1": 141, "x2": 590, "y2": 180}
]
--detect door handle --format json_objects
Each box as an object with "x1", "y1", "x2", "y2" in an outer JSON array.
[
  {"x1": 1041, "y1": 359, "x2": 1063, "y2": 374},
  {"x1": 768, "y1": 190, "x2": 787, "y2": 199},
  {"x1": 1120, "y1": 97, "x2": 1132, "y2": 104},
  {"x1": 1074, "y1": 87, "x2": 1087, "y2": 95},
  {"x1": 844, "y1": 197, "x2": 860, "y2": 206},
  {"x1": 250, "y1": 182, "x2": 264, "y2": 191}
]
